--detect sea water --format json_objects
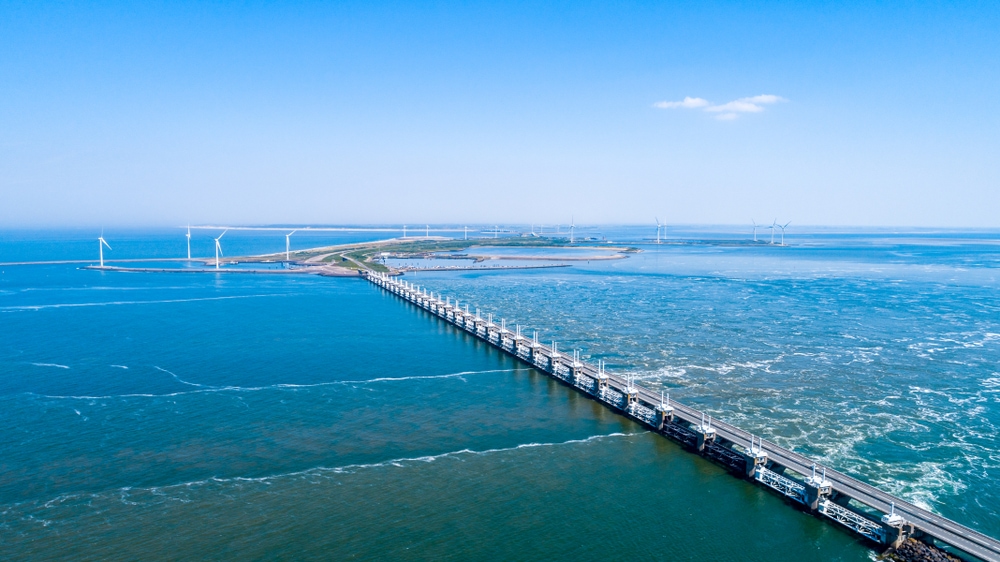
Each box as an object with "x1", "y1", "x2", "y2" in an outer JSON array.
[{"x1": 0, "y1": 227, "x2": 997, "y2": 560}]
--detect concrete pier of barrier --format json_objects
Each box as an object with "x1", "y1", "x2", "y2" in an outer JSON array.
[{"x1": 363, "y1": 271, "x2": 1000, "y2": 562}]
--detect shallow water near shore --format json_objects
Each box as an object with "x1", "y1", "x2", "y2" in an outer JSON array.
[{"x1": 1, "y1": 227, "x2": 997, "y2": 560}]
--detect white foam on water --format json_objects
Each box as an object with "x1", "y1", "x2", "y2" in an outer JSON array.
[
  {"x1": 32, "y1": 368, "x2": 528, "y2": 400},
  {"x1": 329, "y1": 368, "x2": 522, "y2": 386},
  {"x1": 153, "y1": 366, "x2": 209, "y2": 388},
  {"x1": 872, "y1": 461, "x2": 968, "y2": 513},
  {"x1": 10, "y1": 432, "x2": 646, "y2": 512},
  {"x1": 110, "y1": 365, "x2": 128, "y2": 369},
  {"x1": 981, "y1": 375, "x2": 1000, "y2": 390},
  {"x1": 30, "y1": 363, "x2": 69, "y2": 369},
  {"x1": 1, "y1": 294, "x2": 285, "y2": 311}
]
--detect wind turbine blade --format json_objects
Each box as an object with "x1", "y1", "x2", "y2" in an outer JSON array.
[
  {"x1": 783, "y1": 222, "x2": 791, "y2": 228},
  {"x1": 288, "y1": 230, "x2": 297, "y2": 236},
  {"x1": 217, "y1": 229, "x2": 228, "y2": 240},
  {"x1": 101, "y1": 239, "x2": 112, "y2": 250}
]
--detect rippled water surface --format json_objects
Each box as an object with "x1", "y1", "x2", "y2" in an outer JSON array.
[
  {"x1": 1, "y1": 227, "x2": 997, "y2": 560},
  {"x1": 413, "y1": 235, "x2": 1000, "y2": 536}
]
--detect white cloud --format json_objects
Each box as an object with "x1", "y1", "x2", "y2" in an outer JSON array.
[
  {"x1": 653, "y1": 96, "x2": 710, "y2": 109},
  {"x1": 705, "y1": 95, "x2": 786, "y2": 114},
  {"x1": 742, "y1": 94, "x2": 785, "y2": 105},
  {"x1": 654, "y1": 94, "x2": 787, "y2": 120}
]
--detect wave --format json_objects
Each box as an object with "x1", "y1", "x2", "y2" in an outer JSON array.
[
  {"x1": 19, "y1": 286, "x2": 195, "y2": 293},
  {"x1": 22, "y1": 432, "x2": 645, "y2": 510},
  {"x1": 321, "y1": 368, "x2": 522, "y2": 386},
  {"x1": 153, "y1": 366, "x2": 209, "y2": 388},
  {"x1": 31, "y1": 363, "x2": 69, "y2": 369},
  {"x1": 110, "y1": 365, "x2": 128, "y2": 369},
  {"x1": 30, "y1": 368, "x2": 527, "y2": 400},
  {"x1": 1, "y1": 294, "x2": 284, "y2": 311}
]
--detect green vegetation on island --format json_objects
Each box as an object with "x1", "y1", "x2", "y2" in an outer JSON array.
[{"x1": 238, "y1": 236, "x2": 638, "y2": 273}]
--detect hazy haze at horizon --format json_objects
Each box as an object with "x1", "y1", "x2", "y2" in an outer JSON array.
[{"x1": 1, "y1": 1, "x2": 998, "y2": 228}]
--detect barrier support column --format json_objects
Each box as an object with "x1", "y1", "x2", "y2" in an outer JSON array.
[
  {"x1": 655, "y1": 392, "x2": 674, "y2": 430},
  {"x1": 571, "y1": 350, "x2": 583, "y2": 385},
  {"x1": 880, "y1": 503, "x2": 913, "y2": 548},
  {"x1": 742, "y1": 436, "x2": 768, "y2": 479},
  {"x1": 595, "y1": 363, "x2": 609, "y2": 398},
  {"x1": 622, "y1": 375, "x2": 639, "y2": 414},
  {"x1": 696, "y1": 414, "x2": 716, "y2": 452},
  {"x1": 804, "y1": 464, "x2": 832, "y2": 511}
]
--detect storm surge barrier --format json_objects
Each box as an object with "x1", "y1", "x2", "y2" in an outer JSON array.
[{"x1": 363, "y1": 271, "x2": 1000, "y2": 562}]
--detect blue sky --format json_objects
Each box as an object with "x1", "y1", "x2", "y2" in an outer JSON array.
[{"x1": 1, "y1": 1, "x2": 998, "y2": 227}]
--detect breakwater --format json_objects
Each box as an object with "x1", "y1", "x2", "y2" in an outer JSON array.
[{"x1": 365, "y1": 271, "x2": 1000, "y2": 562}]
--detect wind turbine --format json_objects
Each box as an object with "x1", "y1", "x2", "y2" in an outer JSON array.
[
  {"x1": 570, "y1": 217, "x2": 575, "y2": 244},
  {"x1": 769, "y1": 219, "x2": 777, "y2": 244},
  {"x1": 655, "y1": 217, "x2": 662, "y2": 244},
  {"x1": 186, "y1": 225, "x2": 192, "y2": 259},
  {"x1": 464, "y1": 226, "x2": 468, "y2": 240},
  {"x1": 98, "y1": 234, "x2": 111, "y2": 267},
  {"x1": 425, "y1": 224, "x2": 429, "y2": 237},
  {"x1": 285, "y1": 230, "x2": 297, "y2": 260},
  {"x1": 778, "y1": 221, "x2": 791, "y2": 245},
  {"x1": 214, "y1": 229, "x2": 228, "y2": 269},
  {"x1": 751, "y1": 219, "x2": 758, "y2": 242},
  {"x1": 494, "y1": 225, "x2": 499, "y2": 239},
  {"x1": 403, "y1": 225, "x2": 407, "y2": 238}
]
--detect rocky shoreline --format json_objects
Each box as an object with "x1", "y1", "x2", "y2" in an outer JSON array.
[{"x1": 883, "y1": 539, "x2": 961, "y2": 562}]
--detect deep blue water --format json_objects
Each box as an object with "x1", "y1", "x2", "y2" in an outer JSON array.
[{"x1": 1, "y1": 227, "x2": 997, "y2": 560}]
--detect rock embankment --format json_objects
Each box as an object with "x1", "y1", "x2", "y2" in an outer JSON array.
[{"x1": 884, "y1": 538, "x2": 961, "y2": 562}]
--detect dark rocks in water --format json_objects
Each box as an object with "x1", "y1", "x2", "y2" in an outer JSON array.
[{"x1": 883, "y1": 538, "x2": 961, "y2": 562}]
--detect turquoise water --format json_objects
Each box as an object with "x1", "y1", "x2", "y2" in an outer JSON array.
[{"x1": 1, "y1": 228, "x2": 997, "y2": 560}]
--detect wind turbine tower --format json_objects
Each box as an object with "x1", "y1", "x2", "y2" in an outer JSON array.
[
  {"x1": 425, "y1": 225, "x2": 429, "y2": 237},
  {"x1": 186, "y1": 226, "x2": 192, "y2": 260},
  {"x1": 655, "y1": 218, "x2": 662, "y2": 244},
  {"x1": 570, "y1": 217, "x2": 575, "y2": 244},
  {"x1": 770, "y1": 220, "x2": 777, "y2": 244},
  {"x1": 214, "y1": 230, "x2": 228, "y2": 270},
  {"x1": 285, "y1": 230, "x2": 297, "y2": 261},
  {"x1": 98, "y1": 235, "x2": 111, "y2": 268},
  {"x1": 778, "y1": 222, "x2": 791, "y2": 245},
  {"x1": 751, "y1": 220, "x2": 758, "y2": 242},
  {"x1": 403, "y1": 225, "x2": 407, "y2": 238}
]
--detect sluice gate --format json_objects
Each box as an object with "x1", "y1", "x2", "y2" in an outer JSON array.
[{"x1": 364, "y1": 271, "x2": 1000, "y2": 562}]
